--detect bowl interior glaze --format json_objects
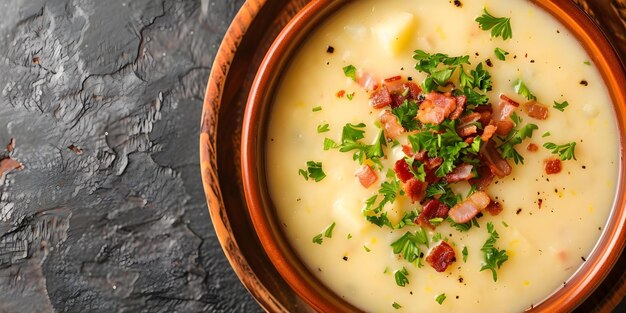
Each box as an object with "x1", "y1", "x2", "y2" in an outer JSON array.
[{"x1": 241, "y1": 1, "x2": 626, "y2": 312}]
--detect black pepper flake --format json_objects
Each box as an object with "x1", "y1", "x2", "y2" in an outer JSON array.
[
  {"x1": 485, "y1": 59, "x2": 493, "y2": 67},
  {"x1": 513, "y1": 55, "x2": 517, "y2": 59},
  {"x1": 582, "y1": 165, "x2": 586, "y2": 169},
  {"x1": 557, "y1": 30, "x2": 561, "y2": 34},
  {"x1": 538, "y1": 199, "x2": 543, "y2": 209},
  {"x1": 410, "y1": 291, "x2": 413, "y2": 295},
  {"x1": 419, "y1": 252, "x2": 424, "y2": 258},
  {"x1": 476, "y1": 212, "x2": 484, "y2": 218},
  {"x1": 475, "y1": 52, "x2": 480, "y2": 56},
  {"x1": 530, "y1": 60, "x2": 535, "y2": 63},
  {"x1": 581, "y1": 256, "x2": 586, "y2": 262},
  {"x1": 400, "y1": 67, "x2": 404, "y2": 71},
  {"x1": 326, "y1": 61, "x2": 330, "y2": 65},
  {"x1": 456, "y1": 296, "x2": 460, "y2": 299},
  {"x1": 458, "y1": 277, "x2": 464, "y2": 283},
  {"x1": 580, "y1": 80, "x2": 588, "y2": 86},
  {"x1": 326, "y1": 46, "x2": 335, "y2": 54},
  {"x1": 453, "y1": 0, "x2": 462, "y2": 7},
  {"x1": 342, "y1": 256, "x2": 348, "y2": 261},
  {"x1": 516, "y1": 208, "x2": 522, "y2": 215},
  {"x1": 408, "y1": 76, "x2": 413, "y2": 81}
]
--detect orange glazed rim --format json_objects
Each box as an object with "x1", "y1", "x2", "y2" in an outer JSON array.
[{"x1": 241, "y1": 0, "x2": 626, "y2": 312}]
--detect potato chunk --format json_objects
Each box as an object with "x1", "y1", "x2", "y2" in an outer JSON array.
[{"x1": 372, "y1": 12, "x2": 416, "y2": 56}]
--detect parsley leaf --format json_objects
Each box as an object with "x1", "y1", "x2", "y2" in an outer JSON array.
[
  {"x1": 476, "y1": 8, "x2": 513, "y2": 40},
  {"x1": 447, "y1": 216, "x2": 480, "y2": 232},
  {"x1": 346, "y1": 92, "x2": 355, "y2": 100},
  {"x1": 394, "y1": 267, "x2": 410, "y2": 287},
  {"x1": 299, "y1": 161, "x2": 326, "y2": 182},
  {"x1": 553, "y1": 100, "x2": 569, "y2": 112},
  {"x1": 312, "y1": 106, "x2": 322, "y2": 112},
  {"x1": 317, "y1": 123, "x2": 330, "y2": 133},
  {"x1": 312, "y1": 234, "x2": 323, "y2": 245},
  {"x1": 392, "y1": 302, "x2": 402, "y2": 309},
  {"x1": 435, "y1": 293, "x2": 447, "y2": 305},
  {"x1": 391, "y1": 229, "x2": 429, "y2": 263},
  {"x1": 513, "y1": 79, "x2": 537, "y2": 101},
  {"x1": 480, "y1": 222, "x2": 509, "y2": 282},
  {"x1": 363, "y1": 173, "x2": 402, "y2": 227},
  {"x1": 413, "y1": 50, "x2": 470, "y2": 92},
  {"x1": 343, "y1": 65, "x2": 357, "y2": 81},
  {"x1": 324, "y1": 222, "x2": 336, "y2": 238},
  {"x1": 497, "y1": 114, "x2": 538, "y2": 164},
  {"x1": 494, "y1": 47, "x2": 509, "y2": 61},
  {"x1": 462, "y1": 246, "x2": 469, "y2": 263},
  {"x1": 404, "y1": 157, "x2": 426, "y2": 182},
  {"x1": 392, "y1": 100, "x2": 420, "y2": 131},
  {"x1": 543, "y1": 142, "x2": 577, "y2": 160}
]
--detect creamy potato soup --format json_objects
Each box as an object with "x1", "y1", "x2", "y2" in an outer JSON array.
[{"x1": 265, "y1": 0, "x2": 619, "y2": 312}]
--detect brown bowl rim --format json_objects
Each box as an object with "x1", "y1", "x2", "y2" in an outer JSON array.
[{"x1": 241, "y1": 0, "x2": 626, "y2": 312}]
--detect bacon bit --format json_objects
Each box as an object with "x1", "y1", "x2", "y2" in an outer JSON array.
[
  {"x1": 336, "y1": 90, "x2": 346, "y2": 98},
  {"x1": 495, "y1": 119, "x2": 515, "y2": 136},
  {"x1": 414, "y1": 150, "x2": 427, "y2": 162},
  {"x1": 458, "y1": 125, "x2": 477, "y2": 138},
  {"x1": 481, "y1": 125, "x2": 498, "y2": 142},
  {"x1": 500, "y1": 94, "x2": 520, "y2": 108},
  {"x1": 416, "y1": 199, "x2": 449, "y2": 229},
  {"x1": 537, "y1": 198, "x2": 543, "y2": 209},
  {"x1": 402, "y1": 145, "x2": 414, "y2": 157},
  {"x1": 390, "y1": 93, "x2": 406, "y2": 108},
  {"x1": 357, "y1": 70, "x2": 379, "y2": 91},
  {"x1": 385, "y1": 79, "x2": 406, "y2": 94},
  {"x1": 445, "y1": 164, "x2": 474, "y2": 183},
  {"x1": 0, "y1": 157, "x2": 23, "y2": 177},
  {"x1": 481, "y1": 142, "x2": 512, "y2": 177},
  {"x1": 449, "y1": 95, "x2": 467, "y2": 120},
  {"x1": 464, "y1": 137, "x2": 476, "y2": 145},
  {"x1": 494, "y1": 94, "x2": 520, "y2": 136},
  {"x1": 448, "y1": 191, "x2": 491, "y2": 223},
  {"x1": 524, "y1": 100, "x2": 549, "y2": 120},
  {"x1": 379, "y1": 110, "x2": 405, "y2": 139},
  {"x1": 384, "y1": 75, "x2": 402, "y2": 83},
  {"x1": 469, "y1": 165, "x2": 495, "y2": 190},
  {"x1": 6, "y1": 138, "x2": 15, "y2": 153},
  {"x1": 474, "y1": 105, "x2": 493, "y2": 126},
  {"x1": 424, "y1": 157, "x2": 443, "y2": 170},
  {"x1": 545, "y1": 158, "x2": 562, "y2": 175},
  {"x1": 405, "y1": 82, "x2": 422, "y2": 100},
  {"x1": 416, "y1": 92, "x2": 457, "y2": 125},
  {"x1": 426, "y1": 241, "x2": 456, "y2": 272},
  {"x1": 527, "y1": 143, "x2": 538, "y2": 152},
  {"x1": 404, "y1": 178, "x2": 427, "y2": 203},
  {"x1": 485, "y1": 200, "x2": 503, "y2": 216},
  {"x1": 458, "y1": 112, "x2": 481, "y2": 127},
  {"x1": 394, "y1": 159, "x2": 413, "y2": 182},
  {"x1": 356, "y1": 165, "x2": 378, "y2": 188},
  {"x1": 369, "y1": 86, "x2": 392, "y2": 109}
]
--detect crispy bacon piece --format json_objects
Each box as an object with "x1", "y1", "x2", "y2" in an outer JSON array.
[
  {"x1": 405, "y1": 82, "x2": 422, "y2": 100},
  {"x1": 481, "y1": 124, "x2": 498, "y2": 142},
  {"x1": 448, "y1": 191, "x2": 491, "y2": 223},
  {"x1": 527, "y1": 143, "x2": 538, "y2": 152},
  {"x1": 445, "y1": 163, "x2": 475, "y2": 183},
  {"x1": 384, "y1": 75, "x2": 402, "y2": 83},
  {"x1": 495, "y1": 120, "x2": 515, "y2": 136},
  {"x1": 356, "y1": 165, "x2": 378, "y2": 188},
  {"x1": 357, "y1": 70, "x2": 379, "y2": 91},
  {"x1": 524, "y1": 100, "x2": 549, "y2": 120},
  {"x1": 379, "y1": 110, "x2": 405, "y2": 139},
  {"x1": 394, "y1": 158, "x2": 413, "y2": 182},
  {"x1": 336, "y1": 90, "x2": 346, "y2": 98},
  {"x1": 458, "y1": 112, "x2": 481, "y2": 127},
  {"x1": 369, "y1": 86, "x2": 392, "y2": 109},
  {"x1": 474, "y1": 105, "x2": 493, "y2": 127},
  {"x1": 424, "y1": 157, "x2": 443, "y2": 170},
  {"x1": 426, "y1": 241, "x2": 456, "y2": 272},
  {"x1": 449, "y1": 95, "x2": 467, "y2": 120},
  {"x1": 458, "y1": 125, "x2": 478, "y2": 138},
  {"x1": 495, "y1": 94, "x2": 520, "y2": 136},
  {"x1": 468, "y1": 164, "x2": 495, "y2": 190},
  {"x1": 402, "y1": 145, "x2": 414, "y2": 157},
  {"x1": 500, "y1": 94, "x2": 520, "y2": 109},
  {"x1": 404, "y1": 178, "x2": 427, "y2": 203},
  {"x1": 485, "y1": 200, "x2": 503, "y2": 216},
  {"x1": 0, "y1": 157, "x2": 23, "y2": 177},
  {"x1": 416, "y1": 92, "x2": 457, "y2": 125},
  {"x1": 481, "y1": 142, "x2": 512, "y2": 178},
  {"x1": 416, "y1": 199, "x2": 449, "y2": 229},
  {"x1": 414, "y1": 150, "x2": 427, "y2": 162},
  {"x1": 545, "y1": 158, "x2": 562, "y2": 175}
]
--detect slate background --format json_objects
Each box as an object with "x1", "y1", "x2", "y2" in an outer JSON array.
[
  {"x1": 0, "y1": 0, "x2": 260, "y2": 312},
  {"x1": 0, "y1": 0, "x2": 623, "y2": 313}
]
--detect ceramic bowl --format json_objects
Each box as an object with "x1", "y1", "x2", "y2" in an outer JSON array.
[{"x1": 239, "y1": 0, "x2": 626, "y2": 312}]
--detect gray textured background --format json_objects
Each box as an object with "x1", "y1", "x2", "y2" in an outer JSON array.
[{"x1": 0, "y1": 0, "x2": 261, "y2": 312}]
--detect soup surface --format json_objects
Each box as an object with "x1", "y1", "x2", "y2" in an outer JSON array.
[{"x1": 265, "y1": 0, "x2": 619, "y2": 312}]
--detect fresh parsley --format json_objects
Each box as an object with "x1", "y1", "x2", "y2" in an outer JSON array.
[
  {"x1": 394, "y1": 267, "x2": 410, "y2": 287},
  {"x1": 543, "y1": 142, "x2": 577, "y2": 160},
  {"x1": 391, "y1": 229, "x2": 429, "y2": 264},
  {"x1": 343, "y1": 65, "x2": 357, "y2": 81},
  {"x1": 513, "y1": 79, "x2": 537, "y2": 101},
  {"x1": 391, "y1": 99, "x2": 420, "y2": 131},
  {"x1": 497, "y1": 113, "x2": 538, "y2": 164},
  {"x1": 312, "y1": 234, "x2": 323, "y2": 245},
  {"x1": 324, "y1": 222, "x2": 336, "y2": 238},
  {"x1": 435, "y1": 293, "x2": 447, "y2": 305},
  {"x1": 542, "y1": 131, "x2": 551, "y2": 138},
  {"x1": 317, "y1": 123, "x2": 330, "y2": 133},
  {"x1": 476, "y1": 8, "x2": 513, "y2": 40},
  {"x1": 480, "y1": 222, "x2": 509, "y2": 282},
  {"x1": 553, "y1": 100, "x2": 569, "y2": 112},
  {"x1": 494, "y1": 47, "x2": 509, "y2": 61},
  {"x1": 413, "y1": 50, "x2": 470, "y2": 92},
  {"x1": 462, "y1": 246, "x2": 469, "y2": 263},
  {"x1": 312, "y1": 106, "x2": 322, "y2": 112},
  {"x1": 392, "y1": 302, "x2": 402, "y2": 309},
  {"x1": 363, "y1": 172, "x2": 403, "y2": 227},
  {"x1": 299, "y1": 161, "x2": 326, "y2": 182},
  {"x1": 404, "y1": 157, "x2": 426, "y2": 182},
  {"x1": 346, "y1": 92, "x2": 355, "y2": 100}
]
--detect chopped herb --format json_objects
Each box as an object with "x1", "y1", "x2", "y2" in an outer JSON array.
[
  {"x1": 467, "y1": 184, "x2": 479, "y2": 197},
  {"x1": 299, "y1": 161, "x2": 326, "y2": 182},
  {"x1": 392, "y1": 302, "x2": 402, "y2": 309},
  {"x1": 364, "y1": 245, "x2": 371, "y2": 252},
  {"x1": 543, "y1": 142, "x2": 577, "y2": 160},
  {"x1": 498, "y1": 119, "x2": 538, "y2": 164},
  {"x1": 329, "y1": 123, "x2": 387, "y2": 166},
  {"x1": 542, "y1": 131, "x2": 551, "y2": 138},
  {"x1": 394, "y1": 267, "x2": 410, "y2": 287},
  {"x1": 513, "y1": 79, "x2": 537, "y2": 100},
  {"x1": 494, "y1": 47, "x2": 509, "y2": 61},
  {"x1": 317, "y1": 123, "x2": 330, "y2": 133},
  {"x1": 553, "y1": 100, "x2": 569, "y2": 112},
  {"x1": 347, "y1": 233, "x2": 352, "y2": 239},
  {"x1": 447, "y1": 216, "x2": 479, "y2": 232},
  {"x1": 435, "y1": 293, "x2": 447, "y2": 305},
  {"x1": 312, "y1": 106, "x2": 322, "y2": 112},
  {"x1": 462, "y1": 246, "x2": 469, "y2": 263},
  {"x1": 502, "y1": 221, "x2": 509, "y2": 227},
  {"x1": 324, "y1": 222, "x2": 336, "y2": 238},
  {"x1": 392, "y1": 100, "x2": 420, "y2": 131},
  {"x1": 480, "y1": 222, "x2": 509, "y2": 282},
  {"x1": 312, "y1": 234, "x2": 323, "y2": 245},
  {"x1": 432, "y1": 232, "x2": 443, "y2": 242},
  {"x1": 584, "y1": 61, "x2": 591, "y2": 66},
  {"x1": 343, "y1": 65, "x2": 357, "y2": 81},
  {"x1": 323, "y1": 138, "x2": 339, "y2": 150},
  {"x1": 413, "y1": 50, "x2": 470, "y2": 92},
  {"x1": 476, "y1": 8, "x2": 513, "y2": 40},
  {"x1": 364, "y1": 173, "x2": 403, "y2": 227},
  {"x1": 346, "y1": 92, "x2": 355, "y2": 100},
  {"x1": 391, "y1": 229, "x2": 429, "y2": 263},
  {"x1": 405, "y1": 157, "x2": 426, "y2": 182},
  {"x1": 429, "y1": 217, "x2": 444, "y2": 226}
]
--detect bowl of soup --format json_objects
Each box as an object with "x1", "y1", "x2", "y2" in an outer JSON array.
[{"x1": 241, "y1": 0, "x2": 626, "y2": 312}]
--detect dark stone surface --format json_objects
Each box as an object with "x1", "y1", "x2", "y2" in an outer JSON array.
[{"x1": 0, "y1": 0, "x2": 261, "y2": 312}]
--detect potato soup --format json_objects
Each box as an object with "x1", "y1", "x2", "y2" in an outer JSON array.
[{"x1": 265, "y1": 0, "x2": 619, "y2": 312}]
